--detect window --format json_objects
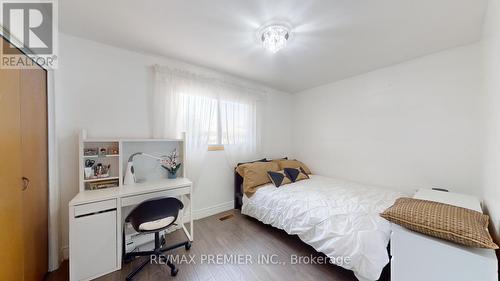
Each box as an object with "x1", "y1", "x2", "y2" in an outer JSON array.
[
  {"x1": 154, "y1": 65, "x2": 259, "y2": 169},
  {"x1": 178, "y1": 93, "x2": 255, "y2": 150},
  {"x1": 207, "y1": 100, "x2": 220, "y2": 145},
  {"x1": 210, "y1": 99, "x2": 254, "y2": 149},
  {"x1": 207, "y1": 100, "x2": 223, "y2": 150},
  {"x1": 219, "y1": 99, "x2": 254, "y2": 146}
]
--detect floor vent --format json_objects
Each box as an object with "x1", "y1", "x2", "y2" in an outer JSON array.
[{"x1": 219, "y1": 214, "x2": 234, "y2": 221}]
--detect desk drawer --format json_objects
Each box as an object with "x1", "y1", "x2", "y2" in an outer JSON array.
[
  {"x1": 121, "y1": 186, "x2": 190, "y2": 207},
  {"x1": 71, "y1": 209, "x2": 117, "y2": 280},
  {"x1": 74, "y1": 199, "x2": 117, "y2": 218}
]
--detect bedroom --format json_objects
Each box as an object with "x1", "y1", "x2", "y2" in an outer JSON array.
[{"x1": 0, "y1": 0, "x2": 499, "y2": 280}]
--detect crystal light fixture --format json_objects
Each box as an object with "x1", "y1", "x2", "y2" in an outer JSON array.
[{"x1": 259, "y1": 24, "x2": 290, "y2": 53}]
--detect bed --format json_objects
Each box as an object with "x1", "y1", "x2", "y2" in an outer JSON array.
[{"x1": 235, "y1": 165, "x2": 404, "y2": 281}]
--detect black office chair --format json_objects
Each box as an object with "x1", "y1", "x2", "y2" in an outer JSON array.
[{"x1": 124, "y1": 197, "x2": 192, "y2": 280}]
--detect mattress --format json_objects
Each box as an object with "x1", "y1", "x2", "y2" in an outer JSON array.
[{"x1": 241, "y1": 175, "x2": 404, "y2": 281}]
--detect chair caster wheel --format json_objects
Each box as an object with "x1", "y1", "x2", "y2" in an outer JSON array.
[
  {"x1": 185, "y1": 242, "x2": 191, "y2": 250},
  {"x1": 170, "y1": 267, "x2": 178, "y2": 276}
]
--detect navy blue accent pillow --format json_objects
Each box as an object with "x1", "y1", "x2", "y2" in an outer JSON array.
[
  {"x1": 267, "y1": 170, "x2": 292, "y2": 187},
  {"x1": 284, "y1": 167, "x2": 309, "y2": 182}
]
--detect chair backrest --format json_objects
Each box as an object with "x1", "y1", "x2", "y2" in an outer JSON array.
[{"x1": 126, "y1": 197, "x2": 184, "y2": 232}]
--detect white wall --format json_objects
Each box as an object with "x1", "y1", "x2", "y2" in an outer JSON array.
[
  {"x1": 55, "y1": 34, "x2": 292, "y2": 258},
  {"x1": 292, "y1": 44, "x2": 484, "y2": 196},
  {"x1": 481, "y1": 0, "x2": 500, "y2": 241}
]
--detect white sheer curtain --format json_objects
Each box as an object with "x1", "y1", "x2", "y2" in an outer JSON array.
[
  {"x1": 219, "y1": 87, "x2": 258, "y2": 167},
  {"x1": 153, "y1": 66, "x2": 217, "y2": 182},
  {"x1": 153, "y1": 65, "x2": 262, "y2": 180}
]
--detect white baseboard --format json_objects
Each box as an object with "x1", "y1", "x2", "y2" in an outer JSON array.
[
  {"x1": 193, "y1": 201, "x2": 234, "y2": 220},
  {"x1": 60, "y1": 201, "x2": 235, "y2": 261}
]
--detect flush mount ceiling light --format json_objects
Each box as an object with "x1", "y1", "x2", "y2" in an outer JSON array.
[{"x1": 258, "y1": 23, "x2": 292, "y2": 53}]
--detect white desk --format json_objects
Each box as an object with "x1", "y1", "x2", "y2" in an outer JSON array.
[{"x1": 69, "y1": 178, "x2": 193, "y2": 281}]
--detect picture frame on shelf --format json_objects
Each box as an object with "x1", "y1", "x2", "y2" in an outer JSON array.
[{"x1": 84, "y1": 148, "x2": 98, "y2": 156}]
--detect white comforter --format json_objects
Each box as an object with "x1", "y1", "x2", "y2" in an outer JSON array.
[{"x1": 241, "y1": 175, "x2": 404, "y2": 281}]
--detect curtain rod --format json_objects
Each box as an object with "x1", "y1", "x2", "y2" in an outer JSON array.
[{"x1": 153, "y1": 64, "x2": 271, "y2": 96}]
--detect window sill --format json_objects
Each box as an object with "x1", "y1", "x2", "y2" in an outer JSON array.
[{"x1": 208, "y1": 145, "x2": 224, "y2": 151}]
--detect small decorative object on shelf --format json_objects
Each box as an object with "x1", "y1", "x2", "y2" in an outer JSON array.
[
  {"x1": 84, "y1": 148, "x2": 98, "y2": 156},
  {"x1": 85, "y1": 162, "x2": 112, "y2": 180},
  {"x1": 88, "y1": 179, "x2": 118, "y2": 190},
  {"x1": 94, "y1": 163, "x2": 111, "y2": 178},
  {"x1": 109, "y1": 146, "x2": 119, "y2": 155},
  {"x1": 98, "y1": 147, "x2": 108, "y2": 157},
  {"x1": 84, "y1": 159, "x2": 95, "y2": 179},
  {"x1": 161, "y1": 149, "x2": 182, "y2": 179}
]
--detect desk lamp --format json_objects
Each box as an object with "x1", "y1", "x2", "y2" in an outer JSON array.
[{"x1": 124, "y1": 152, "x2": 164, "y2": 185}]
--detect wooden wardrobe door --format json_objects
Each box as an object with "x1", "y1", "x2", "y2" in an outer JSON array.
[
  {"x1": 20, "y1": 67, "x2": 48, "y2": 281},
  {"x1": 0, "y1": 68, "x2": 24, "y2": 280}
]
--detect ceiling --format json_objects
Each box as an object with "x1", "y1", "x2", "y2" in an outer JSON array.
[{"x1": 59, "y1": 0, "x2": 486, "y2": 93}]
